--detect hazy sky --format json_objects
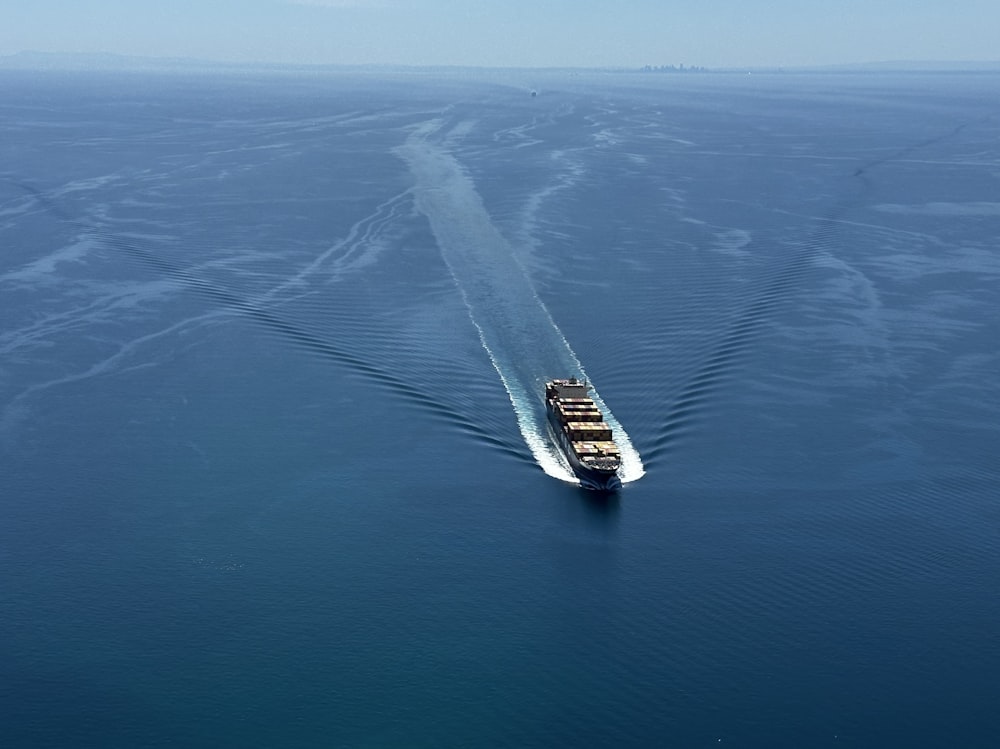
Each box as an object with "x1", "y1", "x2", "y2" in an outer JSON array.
[{"x1": 4, "y1": 0, "x2": 998, "y2": 68}]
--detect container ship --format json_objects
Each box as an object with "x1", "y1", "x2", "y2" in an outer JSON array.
[{"x1": 545, "y1": 378, "x2": 622, "y2": 490}]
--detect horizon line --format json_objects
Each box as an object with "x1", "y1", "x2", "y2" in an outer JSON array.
[{"x1": 4, "y1": 50, "x2": 1000, "y2": 74}]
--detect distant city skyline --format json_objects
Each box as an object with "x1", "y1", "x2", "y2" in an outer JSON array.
[{"x1": 3, "y1": 0, "x2": 998, "y2": 70}]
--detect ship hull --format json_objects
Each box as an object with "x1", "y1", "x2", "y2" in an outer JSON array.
[{"x1": 546, "y1": 404, "x2": 622, "y2": 491}]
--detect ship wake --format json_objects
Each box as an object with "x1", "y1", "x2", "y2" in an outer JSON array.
[{"x1": 396, "y1": 120, "x2": 644, "y2": 485}]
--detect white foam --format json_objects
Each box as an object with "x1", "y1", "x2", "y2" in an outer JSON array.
[
  {"x1": 875, "y1": 201, "x2": 1000, "y2": 217},
  {"x1": 396, "y1": 121, "x2": 644, "y2": 485},
  {"x1": 0, "y1": 236, "x2": 97, "y2": 283}
]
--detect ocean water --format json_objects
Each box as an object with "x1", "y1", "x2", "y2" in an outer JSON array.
[{"x1": 2, "y1": 68, "x2": 999, "y2": 747}]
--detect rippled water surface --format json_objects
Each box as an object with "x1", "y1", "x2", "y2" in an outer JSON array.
[{"x1": 2, "y1": 69, "x2": 999, "y2": 747}]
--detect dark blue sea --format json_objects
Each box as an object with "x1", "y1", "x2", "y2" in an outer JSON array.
[{"x1": 2, "y1": 68, "x2": 999, "y2": 747}]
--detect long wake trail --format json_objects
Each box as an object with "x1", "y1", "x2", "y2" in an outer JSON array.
[{"x1": 396, "y1": 121, "x2": 644, "y2": 485}]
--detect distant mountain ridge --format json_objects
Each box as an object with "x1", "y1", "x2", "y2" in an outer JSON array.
[
  {"x1": 801, "y1": 59, "x2": 1000, "y2": 72},
  {"x1": 0, "y1": 50, "x2": 279, "y2": 73}
]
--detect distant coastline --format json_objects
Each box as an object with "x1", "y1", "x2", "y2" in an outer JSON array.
[{"x1": 2, "y1": 50, "x2": 1000, "y2": 75}]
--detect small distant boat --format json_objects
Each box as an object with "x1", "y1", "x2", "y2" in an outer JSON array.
[{"x1": 545, "y1": 378, "x2": 622, "y2": 490}]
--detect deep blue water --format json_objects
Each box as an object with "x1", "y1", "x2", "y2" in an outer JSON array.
[{"x1": 2, "y1": 69, "x2": 999, "y2": 747}]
